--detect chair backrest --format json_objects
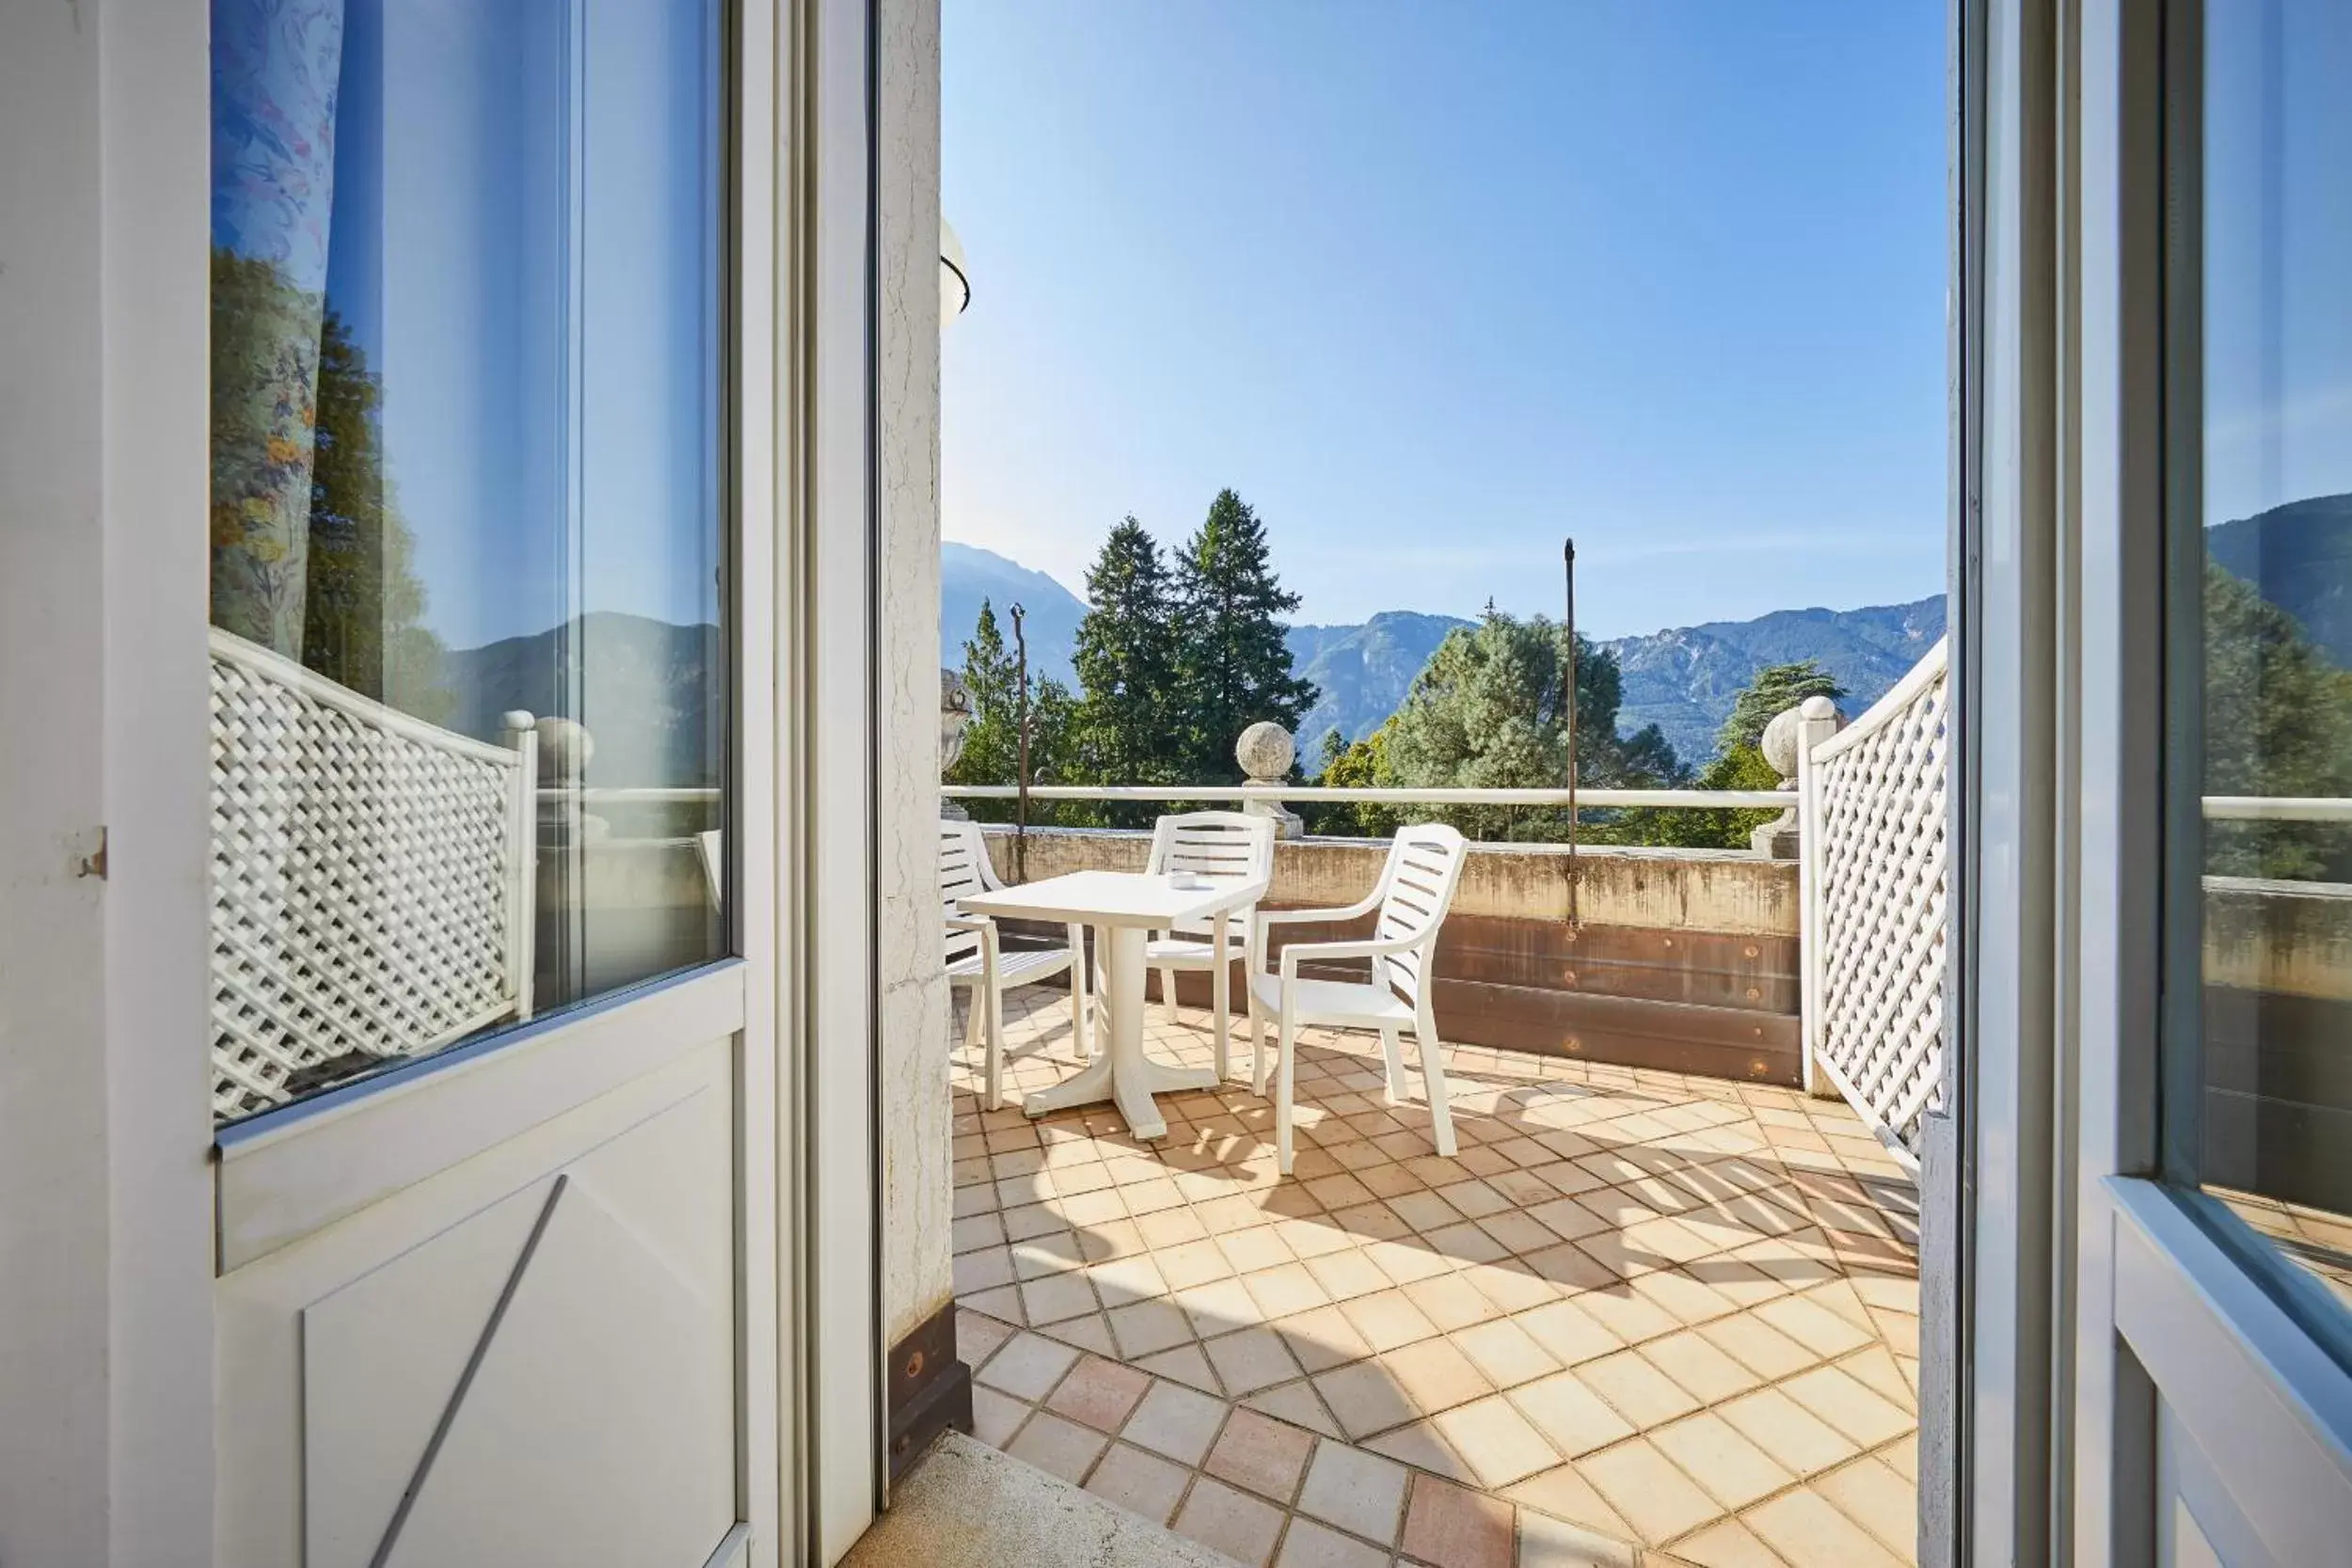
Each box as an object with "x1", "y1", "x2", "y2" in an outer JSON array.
[
  {"x1": 1370, "y1": 824, "x2": 1468, "y2": 1005},
  {"x1": 1146, "y1": 811, "x2": 1276, "y2": 932},
  {"x1": 940, "y1": 818, "x2": 998, "y2": 965}
]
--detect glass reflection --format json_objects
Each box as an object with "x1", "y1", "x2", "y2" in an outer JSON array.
[
  {"x1": 2184, "y1": 0, "x2": 2352, "y2": 1325},
  {"x1": 208, "y1": 0, "x2": 726, "y2": 1122}
]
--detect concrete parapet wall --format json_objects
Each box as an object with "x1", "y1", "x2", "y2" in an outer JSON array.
[{"x1": 978, "y1": 827, "x2": 1798, "y2": 937}]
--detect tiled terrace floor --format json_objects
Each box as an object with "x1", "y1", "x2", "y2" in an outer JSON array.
[{"x1": 950, "y1": 987, "x2": 1923, "y2": 1568}]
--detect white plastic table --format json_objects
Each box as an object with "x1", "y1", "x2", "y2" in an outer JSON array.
[{"x1": 958, "y1": 869, "x2": 1266, "y2": 1140}]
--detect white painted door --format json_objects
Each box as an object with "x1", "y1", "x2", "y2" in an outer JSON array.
[
  {"x1": 195, "y1": 2, "x2": 787, "y2": 1563},
  {"x1": 2066, "y1": 2, "x2": 2352, "y2": 1561}
]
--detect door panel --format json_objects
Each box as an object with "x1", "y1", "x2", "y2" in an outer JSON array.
[{"x1": 217, "y1": 1037, "x2": 739, "y2": 1568}]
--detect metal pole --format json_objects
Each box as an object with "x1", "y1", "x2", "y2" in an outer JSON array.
[
  {"x1": 1011, "y1": 602, "x2": 1031, "y2": 881},
  {"x1": 1564, "y1": 539, "x2": 1580, "y2": 931}
]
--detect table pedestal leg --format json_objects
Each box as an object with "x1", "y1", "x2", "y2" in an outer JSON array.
[{"x1": 1023, "y1": 924, "x2": 1216, "y2": 1139}]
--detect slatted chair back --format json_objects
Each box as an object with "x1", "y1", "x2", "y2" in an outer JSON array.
[
  {"x1": 939, "y1": 818, "x2": 998, "y2": 966},
  {"x1": 208, "y1": 626, "x2": 538, "y2": 1121},
  {"x1": 1368, "y1": 824, "x2": 1467, "y2": 1005},
  {"x1": 1145, "y1": 812, "x2": 1275, "y2": 934}
]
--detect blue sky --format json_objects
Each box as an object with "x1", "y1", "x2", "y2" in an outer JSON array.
[{"x1": 943, "y1": 0, "x2": 1949, "y2": 637}]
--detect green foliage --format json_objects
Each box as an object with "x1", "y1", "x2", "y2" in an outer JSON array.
[
  {"x1": 1624, "y1": 743, "x2": 1787, "y2": 849},
  {"x1": 1171, "y1": 490, "x2": 1319, "y2": 779},
  {"x1": 1381, "y1": 610, "x2": 1685, "y2": 842},
  {"x1": 1069, "y1": 518, "x2": 1183, "y2": 824},
  {"x1": 213, "y1": 248, "x2": 450, "y2": 720},
  {"x1": 947, "y1": 598, "x2": 1079, "y2": 825},
  {"x1": 1308, "y1": 721, "x2": 1406, "y2": 838},
  {"x1": 1717, "y1": 659, "x2": 1845, "y2": 754},
  {"x1": 2203, "y1": 561, "x2": 2352, "y2": 879}
]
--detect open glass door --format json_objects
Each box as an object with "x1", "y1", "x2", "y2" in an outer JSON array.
[
  {"x1": 2071, "y1": 1, "x2": 2352, "y2": 1560},
  {"x1": 205, "y1": 2, "x2": 782, "y2": 1562}
]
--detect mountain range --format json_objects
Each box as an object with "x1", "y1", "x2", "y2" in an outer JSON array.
[{"x1": 937, "y1": 541, "x2": 1948, "y2": 767}]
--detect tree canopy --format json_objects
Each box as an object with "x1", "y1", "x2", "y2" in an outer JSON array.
[
  {"x1": 1717, "y1": 659, "x2": 1845, "y2": 754},
  {"x1": 1171, "y1": 489, "x2": 1318, "y2": 779}
]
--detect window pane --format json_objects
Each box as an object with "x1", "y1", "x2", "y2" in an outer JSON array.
[
  {"x1": 209, "y1": 0, "x2": 727, "y2": 1123},
  {"x1": 2173, "y1": 0, "x2": 2352, "y2": 1331}
]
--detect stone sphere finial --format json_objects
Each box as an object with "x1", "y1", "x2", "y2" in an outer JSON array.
[
  {"x1": 1235, "y1": 721, "x2": 1295, "y2": 784},
  {"x1": 534, "y1": 716, "x2": 595, "y2": 784},
  {"x1": 1758, "y1": 707, "x2": 1804, "y2": 782},
  {"x1": 940, "y1": 668, "x2": 974, "y2": 774}
]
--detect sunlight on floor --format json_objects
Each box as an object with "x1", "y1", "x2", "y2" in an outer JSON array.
[{"x1": 949, "y1": 985, "x2": 1922, "y2": 1568}]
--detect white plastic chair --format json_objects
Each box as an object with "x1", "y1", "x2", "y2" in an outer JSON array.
[
  {"x1": 1249, "y1": 824, "x2": 1469, "y2": 1174},
  {"x1": 941, "y1": 819, "x2": 1089, "y2": 1109},
  {"x1": 1138, "y1": 811, "x2": 1277, "y2": 1081}
]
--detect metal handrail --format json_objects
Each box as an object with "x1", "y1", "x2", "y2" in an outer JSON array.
[{"x1": 941, "y1": 783, "x2": 1794, "y2": 809}]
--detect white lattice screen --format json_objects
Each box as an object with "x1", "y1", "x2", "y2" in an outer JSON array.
[
  {"x1": 209, "y1": 629, "x2": 536, "y2": 1120},
  {"x1": 1801, "y1": 639, "x2": 1949, "y2": 1171}
]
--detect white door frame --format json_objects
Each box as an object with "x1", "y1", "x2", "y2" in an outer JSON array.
[
  {"x1": 0, "y1": 0, "x2": 886, "y2": 1562},
  {"x1": 1969, "y1": 0, "x2": 2352, "y2": 1561}
]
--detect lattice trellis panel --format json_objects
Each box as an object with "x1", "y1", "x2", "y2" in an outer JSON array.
[
  {"x1": 210, "y1": 629, "x2": 534, "y2": 1121},
  {"x1": 1804, "y1": 640, "x2": 1949, "y2": 1170}
]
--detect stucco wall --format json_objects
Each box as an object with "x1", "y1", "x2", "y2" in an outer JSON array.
[{"x1": 877, "y1": 0, "x2": 951, "y2": 1350}]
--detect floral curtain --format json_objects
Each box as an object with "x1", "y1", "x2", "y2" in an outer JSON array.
[{"x1": 209, "y1": 0, "x2": 346, "y2": 657}]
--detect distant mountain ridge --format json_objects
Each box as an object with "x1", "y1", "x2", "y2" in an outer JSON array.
[
  {"x1": 940, "y1": 542, "x2": 1085, "y2": 687},
  {"x1": 1606, "y1": 595, "x2": 1948, "y2": 766},
  {"x1": 1287, "y1": 611, "x2": 1473, "y2": 747}
]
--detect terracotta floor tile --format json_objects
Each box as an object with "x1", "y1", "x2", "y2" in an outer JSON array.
[
  {"x1": 1247, "y1": 1379, "x2": 1343, "y2": 1439},
  {"x1": 1779, "y1": 1365, "x2": 1912, "y2": 1448},
  {"x1": 1743, "y1": 1486, "x2": 1907, "y2": 1568},
  {"x1": 1244, "y1": 1262, "x2": 1335, "y2": 1319},
  {"x1": 1570, "y1": 1284, "x2": 1683, "y2": 1347},
  {"x1": 1426, "y1": 1222, "x2": 1514, "y2": 1266},
  {"x1": 1452, "y1": 1317, "x2": 1565, "y2": 1388},
  {"x1": 1508, "y1": 1370, "x2": 1635, "y2": 1457},
  {"x1": 1504, "y1": 1465, "x2": 1637, "y2": 1547},
  {"x1": 1465, "y1": 1259, "x2": 1561, "y2": 1314},
  {"x1": 1276, "y1": 1304, "x2": 1377, "y2": 1373},
  {"x1": 1515, "y1": 1300, "x2": 1625, "y2": 1368},
  {"x1": 1340, "y1": 1289, "x2": 1443, "y2": 1354},
  {"x1": 1136, "y1": 1340, "x2": 1222, "y2": 1392},
  {"x1": 1204, "y1": 1405, "x2": 1318, "y2": 1501},
  {"x1": 1813, "y1": 1455, "x2": 1917, "y2": 1560},
  {"x1": 1715, "y1": 1387, "x2": 1861, "y2": 1477},
  {"x1": 1120, "y1": 1377, "x2": 1232, "y2": 1465},
  {"x1": 1044, "y1": 1353, "x2": 1152, "y2": 1433},
  {"x1": 1305, "y1": 1248, "x2": 1395, "y2": 1303},
  {"x1": 971, "y1": 1386, "x2": 1030, "y2": 1448},
  {"x1": 1276, "y1": 1517, "x2": 1390, "y2": 1568},
  {"x1": 1638, "y1": 1330, "x2": 1766, "y2": 1405},
  {"x1": 1579, "y1": 1350, "x2": 1703, "y2": 1429},
  {"x1": 1390, "y1": 1190, "x2": 1466, "y2": 1233},
  {"x1": 974, "y1": 1330, "x2": 1079, "y2": 1400},
  {"x1": 1086, "y1": 1254, "x2": 1169, "y2": 1310},
  {"x1": 1754, "y1": 1294, "x2": 1873, "y2": 1358},
  {"x1": 1365, "y1": 1237, "x2": 1458, "y2": 1286},
  {"x1": 957, "y1": 1310, "x2": 1017, "y2": 1369},
  {"x1": 1433, "y1": 1394, "x2": 1561, "y2": 1489},
  {"x1": 1578, "y1": 1437, "x2": 1722, "y2": 1545},
  {"x1": 1177, "y1": 1276, "x2": 1263, "y2": 1339},
  {"x1": 1084, "y1": 1440, "x2": 1190, "y2": 1525},
  {"x1": 1517, "y1": 1506, "x2": 1640, "y2": 1568},
  {"x1": 1106, "y1": 1299, "x2": 1193, "y2": 1359},
  {"x1": 1649, "y1": 1410, "x2": 1797, "y2": 1511},
  {"x1": 1297, "y1": 1439, "x2": 1411, "y2": 1545},
  {"x1": 1154, "y1": 1237, "x2": 1237, "y2": 1291},
  {"x1": 1006, "y1": 1409, "x2": 1108, "y2": 1485},
  {"x1": 1405, "y1": 1273, "x2": 1504, "y2": 1333},
  {"x1": 1383, "y1": 1337, "x2": 1495, "y2": 1417},
  {"x1": 1314, "y1": 1358, "x2": 1422, "y2": 1440},
  {"x1": 1696, "y1": 1313, "x2": 1819, "y2": 1381},
  {"x1": 1218, "y1": 1225, "x2": 1299, "y2": 1275},
  {"x1": 1667, "y1": 1517, "x2": 1789, "y2": 1568},
  {"x1": 1206, "y1": 1324, "x2": 1306, "y2": 1397},
  {"x1": 1172, "y1": 1476, "x2": 1287, "y2": 1567},
  {"x1": 1400, "y1": 1475, "x2": 1516, "y2": 1568}
]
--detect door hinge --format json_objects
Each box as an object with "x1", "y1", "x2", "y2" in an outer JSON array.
[{"x1": 77, "y1": 826, "x2": 108, "y2": 880}]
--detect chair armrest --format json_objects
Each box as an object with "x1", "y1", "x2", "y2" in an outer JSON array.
[
  {"x1": 1277, "y1": 934, "x2": 1419, "y2": 980},
  {"x1": 1257, "y1": 898, "x2": 1380, "y2": 927}
]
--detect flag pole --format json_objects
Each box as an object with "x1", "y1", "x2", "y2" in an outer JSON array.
[{"x1": 1564, "y1": 540, "x2": 1580, "y2": 933}]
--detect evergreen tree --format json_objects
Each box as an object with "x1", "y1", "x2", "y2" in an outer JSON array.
[
  {"x1": 1071, "y1": 518, "x2": 1183, "y2": 810},
  {"x1": 1716, "y1": 659, "x2": 1845, "y2": 754},
  {"x1": 2204, "y1": 560, "x2": 2352, "y2": 878},
  {"x1": 1382, "y1": 610, "x2": 1681, "y2": 842},
  {"x1": 1310, "y1": 721, "x2": 1404, "y2": 838},
  {"x1": 947, "y1": 598, "x2": 1079, "y2": 824},
  {"x1": 1171, "y1": 489, "x2": 1319, "y2": 778}
]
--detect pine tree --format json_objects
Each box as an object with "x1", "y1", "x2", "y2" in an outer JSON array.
[
  {"x1": 1716, "y1": 660, "x2": 1845, "y2": 755},
  {"x1": 948, "y1": 598, "x2": 1079, "y2": 824},
  {"x1": 1171, "y1": 489, "x2": 1318, "y2": 780},
  {"x1": 1382, "y1": 610, "x2": 1681, "y2": 842},
  {"x1": 1072, "y1": 518, "x2": 1183, "y2": 803}
]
